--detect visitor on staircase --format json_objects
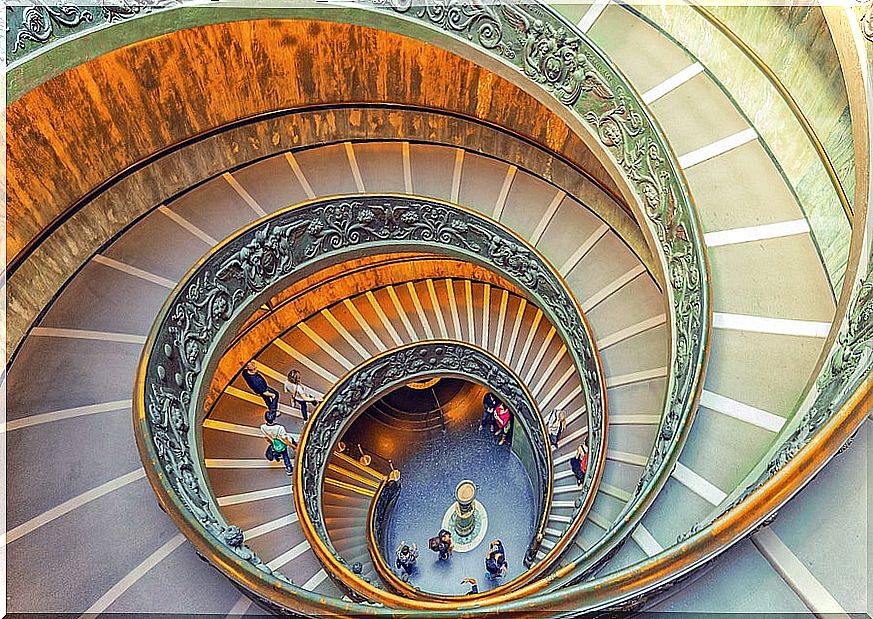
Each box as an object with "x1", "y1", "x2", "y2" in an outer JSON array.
[
  {"x1": 284, "y1": 368, "x2": 321, "y2": 421},
  {"x1": 494, "y1": 402, "x2": 513, "y2": 447},
  {"x1": 569, "y1": 442, "x2": 588, "y2": 486},
  {"x1": 242, "y1": 362, "x2": 280, "y2": 413},
  {"x1": 430, "y1": 529, "x2": 454, "y2": 561},
  {"x1": 260, "y1": 410, "x2": 296, "y2": 476},
  {"x1": 545, "y1": 408, "x2": 567, "y2": 448},
  {"x1": 461, "y1": 577, "x2": 479, "y2": 595}
]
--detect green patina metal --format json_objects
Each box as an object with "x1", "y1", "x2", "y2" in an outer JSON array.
[
  {"x1": 135, "y1": 194, "x2": 604, "y2": 613},
  {"x1": 298, "y1": 340, "x2": 553, "y2": 597},
  {"x1": 15, "y1": 0, "x2": 711, "y2": 578},
  {"x1": 17, "y1": 1, "x2": 868, "y2": 615}
]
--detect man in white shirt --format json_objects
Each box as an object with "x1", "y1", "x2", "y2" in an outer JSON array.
[
  {"x1": 260, "y1": 410, "x2": 297, "y2": 476},
  {"x1": 284, "y1": 369, "x2": 322, "y2": 421}
]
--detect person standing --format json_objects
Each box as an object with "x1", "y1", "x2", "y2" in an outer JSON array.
[
  {"x1": 284, "y1": 369, "x2": 321, "y2": 421},
  {"x1": 479, "y1": 392, "x2": 498, "y2": 433},
  {"x1": 461, "y1": 577, "x2": 479, "y2": 595},
  {"x1": 243, "y1": 361, "x2": 280, "y2": 413},
  {"x1": 569, "y1": 442, "x2": 588, "y2": 486},
  {"x1": 260, "y1": 410, "x2": 296, "y2": 476},
  {"x1": 545, "y1": 408, "x2": 567, "y2": 448},
  {"x1": 395, "y1": 541, "x2": 419, "y2": 580},
  {"x1": 484, "y1": 539, "x2": 508, "y2": 580},
  {"x1": 430, "y1": 529, "x2": 453, "y2": 561},
  {"x1": 494, "y1": 402, "x2": 512, "y2": 446}
]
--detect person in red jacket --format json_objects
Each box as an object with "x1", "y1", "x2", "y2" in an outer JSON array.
[
  {"x1": 493, "y1": 402, "x2": 512, "y2": 446},
  {"x1": 569, "y1": 442, "x2": 588, "y2": 486}
]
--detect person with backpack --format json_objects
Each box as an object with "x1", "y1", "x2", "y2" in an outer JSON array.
[
  {"x1": 394, "y1": 541, "x2": 418, "y2": 580},
  {"x1": 260, "y1": 410, "x2": 296, "y2": 476},
  {"x1": 429, "y1": 529, "x2": 454, "y2": 561},
  {"x1": 484, "y1": 539, "x2": 507, "y2": 580}
]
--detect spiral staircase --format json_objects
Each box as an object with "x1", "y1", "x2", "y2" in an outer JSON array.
[{"x1": 4, "y1": 2, "x2": 871, "y2": 617}]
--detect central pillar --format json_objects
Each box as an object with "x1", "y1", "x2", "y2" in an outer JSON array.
[{"x1": 453, "y1": 480, "x2": 477, "y2": 536}]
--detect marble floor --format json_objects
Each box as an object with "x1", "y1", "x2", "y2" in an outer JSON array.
[{"x1": 382, "y1": 429, "x2": 536, "y2": 596}]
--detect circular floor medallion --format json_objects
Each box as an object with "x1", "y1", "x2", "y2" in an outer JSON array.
[{"x1": 441, "y1": 499, "x2": 489, "y2": 552}]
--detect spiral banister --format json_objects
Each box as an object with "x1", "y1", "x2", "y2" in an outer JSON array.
[
  {"x1": 135, "y1": 193, "x2": 609, "y2": 612},
  {"x1": 295, "y1": 340, "x2": 554, "y2": 601},
  {"x1": 11, "y1": 0, "x2": 869, "y2": 616}
]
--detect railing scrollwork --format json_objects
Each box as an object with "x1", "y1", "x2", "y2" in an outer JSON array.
[{"x1": 300, "y1": 341, "x2": 552, "y2": 600}]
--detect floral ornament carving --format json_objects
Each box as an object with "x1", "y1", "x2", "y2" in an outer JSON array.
[
  {"x1": 8, "y1": 2, "x2": 92, "y2": 53},
  {"x1": 138, "y1": 196, "x2": 601, "y2": 595},
  {"x1": 298, "y1": 342, "x2": 552, "y2": 566},
  {"x1": 6, "y1": 0, "x2": 178, "y2": 60},
  {"x1": 379, "y1": 0, "x2": 514, "y2": 57}
]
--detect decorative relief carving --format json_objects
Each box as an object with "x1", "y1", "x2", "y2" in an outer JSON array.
[
  {"x1": 366, "y1": 0, "x2": 708, "y2": 568},
  {"x1": 378, "y1": 0, "x2": 513, "y2": 57},
  {"x1": 138, "y1": 196, "x2": 600, "y2": 595},
  {"x1": 298, "y1": 342, "x2": 553, "y2": 566},
  {"x1": 8, "y1": 2, "x2": 93, "y2": 54},
  {"x1": 6, "y1": 0, "x2": 178, "y2": 60}
]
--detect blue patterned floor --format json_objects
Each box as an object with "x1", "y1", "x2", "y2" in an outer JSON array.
[{"x1": 383, "y1": 429, "x2": 536, "y2": 596}]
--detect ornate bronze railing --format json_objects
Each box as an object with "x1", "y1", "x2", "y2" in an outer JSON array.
[
  {"x1": 109, "y1": 2, "x2": 869, "y2": 615},
  {"x1": 294, "y1": 340, "x2": 554, "y2": 601},
  {"x1": 134, "y1": 193, "x2": 606, "y2": 612},
  {"x1": 367, "y1": 469, "x2": 403, "y2": 588},
  {"x1": 21, "y1": 0, "x2": 869, "y2": 615},
  {"x1": 17, "y1": 1, "x2": 711, "y2": 572}
]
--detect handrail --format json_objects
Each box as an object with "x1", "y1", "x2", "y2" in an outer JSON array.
[
  {"x1": 294, "y1": 340, "x2": 558, "y2": 602},
  {"x1": 122, "y1": 2, "x2": 873, "y2": 615},
  {"x1": 126, "y1": 0, "x2": 715, "y2": 611},
  {"x1": 367, "y1": 470, "x2": 403, "y2": 589},
  {"x1": 134, "y1": 192, "x2": 608, "y2": 612},
  {"x1": 688, "y1": 3, "x2": 853, "y2": 223}
]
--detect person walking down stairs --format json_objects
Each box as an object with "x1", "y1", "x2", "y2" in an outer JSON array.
[
  {"x1": 260, "y1": 410, "x2": 296, "y2": 476},
  {"x1": 242, "y1": 361, "x2": 280, "y2": 412},
  {"x1": 545, "y1": 408, "x2": 567, "y2": 448},
  {"x1": 569, "y1": 443, "x2": 588, "y2": 486},
  {"x1": 284, "y1": 368, "x2": 322, "y2": 421}
]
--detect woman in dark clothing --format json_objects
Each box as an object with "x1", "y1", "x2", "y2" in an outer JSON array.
[{"x1": 431, "y1": 529, "x2": 453, "y2": 561}]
